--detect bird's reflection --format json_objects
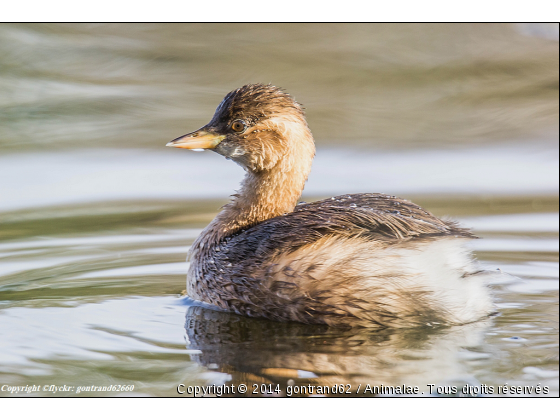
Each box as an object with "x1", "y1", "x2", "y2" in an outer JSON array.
[{"x1": 184, "y1": 302, "x2": 492, "y2": 396}]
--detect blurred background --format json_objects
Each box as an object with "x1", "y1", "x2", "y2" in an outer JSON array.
[
  {"x1": 0, "y1": 23, "x2": 558, "y2": 210},
  {"x1": 0, "y1": 23, "x2": 558, "y2": 396},
  {"x1": 2, "y1": 23, "x2": 559, "y2": 150}
]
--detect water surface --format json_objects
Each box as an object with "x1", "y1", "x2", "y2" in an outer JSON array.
[{"x1": 0, "y1": 23, "x2": 558, "y2": 397}]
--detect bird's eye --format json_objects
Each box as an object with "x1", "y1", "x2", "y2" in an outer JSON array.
[{"x1": 230, "y1": 120, "x2": 246, "y2": 133}]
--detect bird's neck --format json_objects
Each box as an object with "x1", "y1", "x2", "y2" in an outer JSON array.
[
  {"x1": 196, "y1": 162, "x2": 312, "y2": 254},
  {"x1": 219, "y1": 167, "x2": 309, "y2": 234},
  {"x1": 190, "y1": 171, "x2": 300, "y2": 264}
]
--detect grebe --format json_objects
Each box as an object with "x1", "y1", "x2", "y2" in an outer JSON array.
[{"x1": 167, "y1": 84, "x2": 492, "y2": 328}]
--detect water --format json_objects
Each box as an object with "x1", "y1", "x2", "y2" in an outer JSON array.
[{"x1": 0, "y1": 23, "x2": 558, "y2": 397}]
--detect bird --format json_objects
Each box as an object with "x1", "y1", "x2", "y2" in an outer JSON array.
[{"x1": 166, "y1": 83, "x2": 493, "y2": 328}]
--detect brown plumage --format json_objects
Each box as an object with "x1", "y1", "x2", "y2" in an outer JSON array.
[{"x1": 167, "y1": 83, "x2": 493, "y2": 328}]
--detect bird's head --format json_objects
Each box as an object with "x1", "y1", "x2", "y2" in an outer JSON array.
[{"x1": 167, "y1": 84, "x2": 315, "y2": 173}]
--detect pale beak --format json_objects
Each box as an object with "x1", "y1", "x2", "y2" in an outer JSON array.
[{"x1": 166, "y1": 128, "x2": 226, "y2": 150}]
